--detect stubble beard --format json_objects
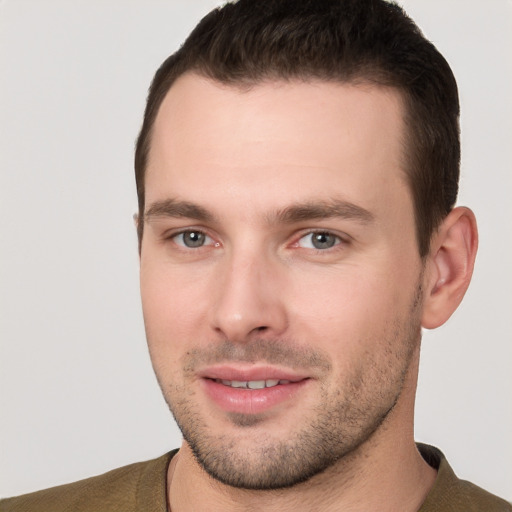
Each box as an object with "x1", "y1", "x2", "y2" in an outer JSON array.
[{"x1": 155, "y1": 286, "x2": 424, "y2": 491}]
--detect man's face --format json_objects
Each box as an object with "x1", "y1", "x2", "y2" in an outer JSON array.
[{"x1": 140, "y1": 75, "x2": 426, "y2": 489}]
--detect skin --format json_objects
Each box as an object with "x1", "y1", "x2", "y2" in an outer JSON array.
[{"x1": 139, "y1": 74, "x2": 477, "y2": 511}]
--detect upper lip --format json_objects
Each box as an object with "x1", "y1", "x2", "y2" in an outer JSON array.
[{"x1": 198, "y1": 365, "x2": 310, "y2": 383}]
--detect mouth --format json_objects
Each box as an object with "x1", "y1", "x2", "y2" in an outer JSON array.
[
  {"x1": 211, "y1": 378, "x2": 295, "y2": 389},
  {"x1": 199, "y1": 367, "x2": 311, "y2": 416}
]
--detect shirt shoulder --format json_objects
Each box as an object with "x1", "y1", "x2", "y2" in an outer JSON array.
[
  {"x1": 0, "y1": 452, "x2": 174, "y2": 512},
  {"x1": 455, "y1": 479, "x2": 512, "y2": 511},
  {"x1": 418, "y1": 444, "x2": 512, "y2": 512}
]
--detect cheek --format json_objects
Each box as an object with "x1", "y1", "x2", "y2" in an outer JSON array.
[
  {"x1": 287, "y1": 264, "x2": 414, "y2": 355},
  {"x1": 140, "y1": 259, "x2": 211, "y2": 357}
]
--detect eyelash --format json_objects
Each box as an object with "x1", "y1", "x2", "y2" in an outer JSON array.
[
  {"x1": 164, "y1": 228, "x2": 348, "y2": 254},
  {"x1": 169, "y1": 229, "x2": 217, "y2": 249},
  {"x1": 293, "y1": 230, "x2": 345, "y2": 251}
]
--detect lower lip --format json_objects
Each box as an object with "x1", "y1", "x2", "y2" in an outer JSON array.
[{"x1": 202, "y1": 379, "x2": 309, "y2": 415}]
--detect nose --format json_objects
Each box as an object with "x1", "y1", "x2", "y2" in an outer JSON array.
[{"x1": 210, "y1": 250, "x2": 288, "y2": 342}]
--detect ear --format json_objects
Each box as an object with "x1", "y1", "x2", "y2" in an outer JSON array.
[
  {"x1": 133, "y1": 213, "x2": 142, "y2": 257},
  {"x1": 421, "y1": 207, "x2": 478, "y2": 329}
]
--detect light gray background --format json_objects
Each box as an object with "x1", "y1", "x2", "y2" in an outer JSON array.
[{"x1": 1, "y1": 0, "x2": 511, "y2": 500}]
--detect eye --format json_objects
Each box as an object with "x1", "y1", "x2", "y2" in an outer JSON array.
[
  {"x1": 173, "y1": 230, "x2": 214, "y2": 248},
  {"x1": 297, "y1": 231, "x2": 341, "y2": 250}
]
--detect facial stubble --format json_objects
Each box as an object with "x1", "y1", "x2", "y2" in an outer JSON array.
[{"x1": 153, "y1": 283, "x2": 424, "y2": 490}]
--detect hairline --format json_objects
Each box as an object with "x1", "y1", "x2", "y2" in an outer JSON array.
[{"x1": 137, "y1": 71, "x2": 427, "y2": 254}]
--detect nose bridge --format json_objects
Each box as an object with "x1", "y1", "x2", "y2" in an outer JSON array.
[{"x1": 211, "y1": 242, "x2": 287, "y2": 341}]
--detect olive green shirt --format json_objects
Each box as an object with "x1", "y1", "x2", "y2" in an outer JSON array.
[{"x1": 1, "y1": 444, "x2": 510, "y2": 511}]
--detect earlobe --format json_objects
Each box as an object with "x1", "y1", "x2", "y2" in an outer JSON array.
[{"x1": 421, "y1": 207, "x2": 478, "y2": 329}]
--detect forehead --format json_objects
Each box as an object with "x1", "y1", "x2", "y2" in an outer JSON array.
[{"x1": 146, "y1": 73, "x2": 409, "y2": 217}]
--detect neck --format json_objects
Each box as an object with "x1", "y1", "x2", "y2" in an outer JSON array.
[{"x1": 168, "y1": 354, "x2": 436, "y2": 512}]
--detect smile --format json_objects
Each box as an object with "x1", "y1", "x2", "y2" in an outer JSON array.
[
  {"x1": 203, "y1": 374, "x2": 310, "y2": 415},
  {"x1": 214, "y1": 379, "x2": 292, "y2": 389}
]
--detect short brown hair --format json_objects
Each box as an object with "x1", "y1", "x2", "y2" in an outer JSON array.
[{"x1": 135, "y1": 0, "x2": 460, "y2": 257}]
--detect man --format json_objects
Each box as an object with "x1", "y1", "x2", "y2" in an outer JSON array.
[{"x1": 1, "y1": 0, "x2": 510, "y2": 510}]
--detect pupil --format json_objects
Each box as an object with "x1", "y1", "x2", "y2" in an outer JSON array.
[
  {"x1": 312, "y1": 232, "x2": 335, "y2": 249},
  {"x1": 184, "y1": 231, "x2": 205, "y2": 247}
]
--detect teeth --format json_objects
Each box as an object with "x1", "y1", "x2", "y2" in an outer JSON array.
[
  {"x1": 248, "y1": 380, "x2": 266, "y2": 389},
  {"x1": 216, "y1": 379, "x2": 290, "y2": 389}
]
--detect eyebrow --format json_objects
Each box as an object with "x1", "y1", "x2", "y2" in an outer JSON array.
[
  {"x1": 144, "y1": 198, "x2": 374, "y2": 225},
  {"x1": 145, "y1": 199, "x2": 214, "y2": 223},
  {"x1": 271, "y1": 200, "x2": 375, "y2": 225}
]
